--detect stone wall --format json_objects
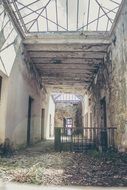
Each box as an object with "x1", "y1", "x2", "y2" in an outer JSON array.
[
  {"x1": 55, "y1": 102, "x2": 82, "y2": 128},
  {"x1": 110, "y1": 0, "x2": 127, "y2": 150},
  {"x1": 88, "y1": 0, "x2": 127, "y2": 151}
]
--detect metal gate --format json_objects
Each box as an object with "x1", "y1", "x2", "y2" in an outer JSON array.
[{"x1": 54, "y1": 127, "x2": 116, "y2": 152}]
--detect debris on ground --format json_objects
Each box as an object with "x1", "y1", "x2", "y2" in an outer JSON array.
[{"x1": 0, "y1": 141, "x2": 127, "y2": 186}]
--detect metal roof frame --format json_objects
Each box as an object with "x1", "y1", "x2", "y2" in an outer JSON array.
[{"x1": 1, "y1": 0, "x2": 122, "y2": 38}]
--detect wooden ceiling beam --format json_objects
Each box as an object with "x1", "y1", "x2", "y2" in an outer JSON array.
[
  {"x1": 35, "y1": 64, "x2": 99, "y2": 70},
  {"x1": 39, "y1": 71, "x2": 93, "y2": 77},
  {"x1": 23, "y1": 31, "x2": 110, "y2": 45},
  {"x1": 41, "y1": 79, "x2": 91, "y2": 86},
  {"x1": 37, "y1": 67, "x2": 97, "y2": 73},
  {"x1": 32, "y1": 58, "x2": 102, "y2": 65},
  {"x1": 24, "y1": 43, "x2": 109, "y2": 52},
  {"x1": 41, "y1": 78, "x2": 92, "y2": 83},
  {"x1": 30, "y1": 51, "x2": 105, "y2": 59}
]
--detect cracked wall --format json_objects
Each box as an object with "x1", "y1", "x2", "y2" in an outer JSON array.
[{"x1": 87, "y1": 0, "x2": 127, "y2": 151}]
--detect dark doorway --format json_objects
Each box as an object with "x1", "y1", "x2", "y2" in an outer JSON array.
[
  {"x1": 41, "y1": 109, "x2": 45, "y2": 140},
  {"x1": 27, "y1": 96, "x2": 33, "y2": 146},
  {"x1": 100, "y1": 97, "x2": 107, "y2": 151},
  {"x1": 100, "y1": 97, "x2": 107, "y2": 129}
]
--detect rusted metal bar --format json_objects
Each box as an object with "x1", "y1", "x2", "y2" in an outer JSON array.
[
  {"x1": 18, "y1": 0, "x2": 41, "y2": 11},
  {"x1": 106, "y1": 19, "x2": 109, "y2": 31},
  {"x1": 55, "y1": 0, "x2": 58, "y2": 31},
  {"x1": 12, "y1": 0, "x2": 28, "y2": 33},
  {"x1": 28, "y1": 0, "x2": 52, "y2": 31},
  {"x1": 2, "y1": 0, "x2": 25, "y2": 39},
  {"x1": 96, "y1": 6, "x2": 100, "y2": 31},
  {"x1": 109, "y1": 0, "x2": 120, "y2": 6},
  {"x1": 95, "y1": 0, "x2": 113, "y2": 23},
  {"x1": 55, "y1": 127, "x2": 117, "y2": 152},
  {"x1": 0, "y1": 56, "x2": 8, "y2": 75},
  {"x1": 45, "y1": 8, "x2": 49, "y2": 31},
  {"x1": 77, "y1": 0, "x2": 79, "y2": 30},
  {"x1": 19, "y1": 1, "x2": 67, "y2": 31},
  {"x1": 66, "y1": 0, "x2": 68, "y2": 30},
  {"x1": 0, "y1": 41, "x2": 15, "y2": 52},
  {"x1": 78, "y1": 6, "x2": 119, "y2": 31},
  {"x1": 86, "y1": 0, "x2": 91, "y2": 30}
]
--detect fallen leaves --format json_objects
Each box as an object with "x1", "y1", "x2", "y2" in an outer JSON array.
[{"x1": 0, "y1": 141, "x2": 127, "y2": 186}]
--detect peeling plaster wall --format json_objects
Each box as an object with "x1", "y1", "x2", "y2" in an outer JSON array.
[
  {"x1": 0, "y1": 46, "x2": 42, "y2": 147},
  {"x1": 110, "y1": 0, "x2": 127, "y2": 150},
  {"x1": 88, "y1": 0, "x2": 127, "y2": 151}
]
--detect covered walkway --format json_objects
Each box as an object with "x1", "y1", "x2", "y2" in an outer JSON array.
[{"x1": 1, "y1": 0, "x2": 127, "y2": 188}]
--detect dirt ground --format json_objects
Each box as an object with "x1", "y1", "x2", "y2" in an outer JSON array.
[{"x1": 0, "y1": 141, "x2": 127, "y2": 187}]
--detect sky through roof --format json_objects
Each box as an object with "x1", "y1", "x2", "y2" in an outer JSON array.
[
  {"x1": 0, "y1": 0, "x2": 123, "y2": 77},
  {"x1": 9, "y1": 0, "x2": 122, "y2": 33}
]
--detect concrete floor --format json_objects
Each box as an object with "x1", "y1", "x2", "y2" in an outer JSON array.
[{"x1": 0, "y1": 183, "x2": 127, "y2": 190}]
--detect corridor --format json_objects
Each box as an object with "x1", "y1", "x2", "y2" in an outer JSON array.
[{"x1": 0, "y1": 0, "x2": 127, "y2": 189}]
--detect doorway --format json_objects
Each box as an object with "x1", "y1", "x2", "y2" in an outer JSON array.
[
  {"x1": 41, "y1": 109, "x2": 45, "y2": 140},
  {"x1": 27, "y1": 96, "x2": 33, "y2": 146},
  {"x1": 100, "y1": 97, "x2": 107, "y2": 129},
  {"x1": 100, "y1": 97, "x2": 107, "y2": 150}
]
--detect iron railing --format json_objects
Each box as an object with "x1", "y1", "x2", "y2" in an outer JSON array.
[{"x1": 55, "y1": 127, "x2": 117, "y2": 152}]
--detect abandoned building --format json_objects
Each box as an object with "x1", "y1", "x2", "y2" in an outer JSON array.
[{"x1": 0, "y1": 0, "x2": 127, "y2": 153}]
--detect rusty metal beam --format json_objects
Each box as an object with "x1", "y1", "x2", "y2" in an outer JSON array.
[
  {"x1": 77, "y1": 0, "x2": 79, "y2": 30},
  {"x1": 2, "y1": 0, "x2": 25, "y2": 39},
  {"x1": 55, "y1": 0, "x2": 58, "y2": 31},
  {"x1": 28, "y1": 0, "x2": 52, "y2": 31},
  {"x1": 12, "y1": 0, "x2": 28, "y2": 33},
  {"x1": 95, "y1": 0, "x2": 113, "y2": 23},
  {"x1": 78, "y1": 6, "x2": 118, "y2": 31},
  {"x1": 17, "y1": 1, "x2": 67, "y2": 31},
  {"x1": 86, "y1": 0, "x2": 91, "y2": 30}
]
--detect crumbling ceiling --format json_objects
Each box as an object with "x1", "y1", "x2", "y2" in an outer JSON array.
[{"x1": 23, "y1": 32, "x2": 110, "y2": 88}]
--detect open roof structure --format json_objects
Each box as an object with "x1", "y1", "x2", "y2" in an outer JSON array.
[
  {"x1": 0, "y1": 0, "x2": 123, "y2": 90},
  {"x1": 52, "y1": 93, "x2": 82, "y2": 103},
  {"x1": 2, "y1": 0, "x2": 122, "y2": 36}
]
